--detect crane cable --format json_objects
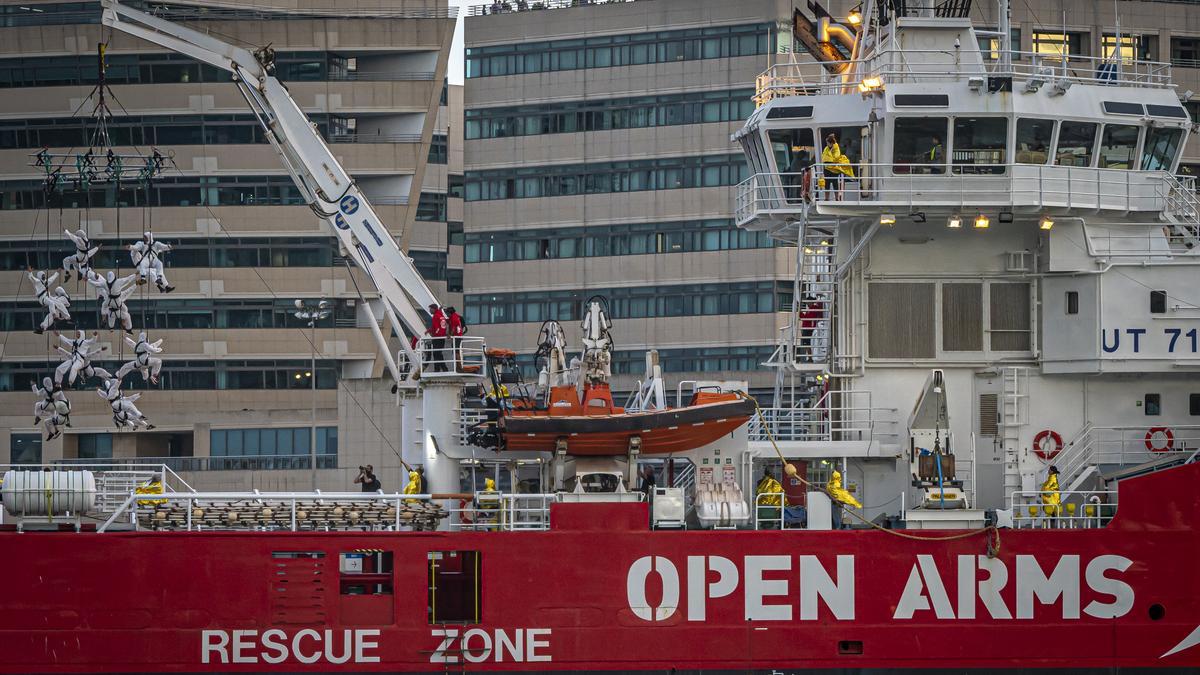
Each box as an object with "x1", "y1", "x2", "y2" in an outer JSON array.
[{"x1": 739, "y1": 392, "x2": 1001, "y2": 557}]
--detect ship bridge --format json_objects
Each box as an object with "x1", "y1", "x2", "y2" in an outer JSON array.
[{"x1": 733, "y1": 18, "x2": 1193, "y2": 243}]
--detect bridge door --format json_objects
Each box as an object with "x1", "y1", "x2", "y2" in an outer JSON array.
[{"x1": 972, "y1": 375, "x2": 1005, "y2": 509}]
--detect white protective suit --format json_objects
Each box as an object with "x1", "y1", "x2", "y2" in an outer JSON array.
[
  {"x1": 54, "y1": 330, "x2": 111, "y2": 386},
  {"x1": 32, "y1": 376, "x2": 71, "y2": 440},
  {"x1": 129, "y1": 232, "x2": 174, "y2": 292},
  {"x1": 88, "y1": 270, "x2": 137, "y2": 333},
  {"x1": 116, "y1": 332, "x2": 164, "y2": 384},
  {"x1": 62, "y1": 228, "x2": 100, "y2": 282},
  {"x1": 99, "y1": 377, "x2": 154, "y2": 430}
]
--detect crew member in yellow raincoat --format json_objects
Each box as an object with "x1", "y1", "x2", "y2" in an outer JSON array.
[
  {"x1": 827, "y1": 468, "x2": 861, "y2": 529},
  {"x1": 755, "y1": 468, "x2": 784, "y2": 527},
  {"x1": 474, "y1": 477, "x2": 502, "y2": 531},
  {"x1": 1041, "y1": 465, "x2": 1061, "y2": 525},
  {"x1": 820, "y1": 133, "x2": 855, "y2": 200},
  {"x1": 403, "y1": 469, "x2": 422, "y2": 505}
]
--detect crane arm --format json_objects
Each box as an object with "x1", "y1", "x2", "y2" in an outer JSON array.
[{"x1": 100, "y1": 0, "x2": 436, "y2": 378}]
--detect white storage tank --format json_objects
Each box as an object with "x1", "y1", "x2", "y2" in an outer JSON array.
[{"x1": 2, "y1": 470, "x2": 97, "y2": 517}]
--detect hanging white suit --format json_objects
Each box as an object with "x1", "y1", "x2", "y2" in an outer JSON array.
[
  {"x1": 99, "y1": 377, "x2": 154, "y2": 430},
  {"x1": 128, "y1": 232, "x2": 174, "y2": 293},
  {"x1": 62, "y1": 228, "x2": 101, "y2": 283},
  {"x1": 54, "y1": 330, "x2": 111, "y2": 387},
  {"x1": 116, "y1": 332, "x2": 164, "y2": 384},
  {"x1": 32, "y1": 376, "x2": 71, "y2": 441},
  {"x1": 88, "y1": 270, "x2": 137, "y2": 333}
]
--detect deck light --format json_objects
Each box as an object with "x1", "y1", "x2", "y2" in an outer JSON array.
[
  {"x1": 294, "y1": 373, "x2": 302, "y2": 380},
  {"x1": 847, "y1": 7, "x2": 863, "y2": 25},
  {"x1": 999, "y1": 211, "x2": 1014, "y2": 223},
  {"x1": 880, "y1": 213, "x2": 896, "y2": 226},
  {"x1": 859, "y1": 76, "x2": 884, "y2": 93},
  {"x1": 947, "y1": 215, "x2": 962, "y2": 228},
  {"x1": 1040, "y1": 215, "x2": 1054, "y2": 230},
  {"x1": 974, "y1": 214, "x2": 990, "y2": 229},
  {"x1": 910, "y1": 211, "x2": 927, "y2": 223}
]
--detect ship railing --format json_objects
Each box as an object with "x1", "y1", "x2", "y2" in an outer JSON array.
[
  {"x1": 755, "y1": 50, "x2": 1172, "y2": 103},
  {"x1": 1008, "y1": 489, "x2": 1117, "y2": 529},
  {"x1": 748, "y1": 394, "x2": 877, "y2": 443},
  {"x1": 754, "y1": 493, "x2": 786, "y2": 530},
  {"x1": 96, "y1": 491, "x2": 468, "y2": 533},
  {"x1": 408, "y1": 336, "x2": 488, "y2": 380},
  {"x1": 1, "y1": 462, "x2": 195, "y2": 521},
  {"x1": 736, "y1": 166, "x2": 1172, "y2": 224},
  {"x1": 450, "y1": 493, "x2": 554, "y2": 531},
  {"x1": 456, "y1": 408, "x2": 491, "y2": 445},
  {"x1": 1056, "y1": 425, "x2": 1200, "y2": 491}
]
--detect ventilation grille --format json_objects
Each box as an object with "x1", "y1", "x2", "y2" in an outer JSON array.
[{"x1": 979, "y1": 394, "x2": 999, "y2": 436}]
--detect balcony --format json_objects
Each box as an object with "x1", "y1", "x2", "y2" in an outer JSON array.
[
  {"x1": 755, "y1": 50, "x2": 1174, "y2": 105},
  {"x1": 735, "y1": 165, "x2": 1176, "y2": 228}
]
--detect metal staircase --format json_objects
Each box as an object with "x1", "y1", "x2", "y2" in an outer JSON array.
[
  {"x1": 1160, "y1": 173, "x2": 1200, "y2": 251},
  {"x1": 767, "y1": 221, "x2": 840, "y2": 379}
]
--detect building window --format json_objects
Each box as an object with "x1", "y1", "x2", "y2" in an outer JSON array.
[
  {"x1": 977, "y1": 28, "x2": 1021, "y2": 60},
  {"x1": 415, "y1": 192, "x2": 447, "y2": 222},
  {"x1": 77, "y1": 433, "x2": 113, "y2": 459},
  {"x1": 1144, "y1": 393, "x2": 1161, "y2": 416},
  {"x1": 2, "y1": 299, "x2": 353, "y2": 333},
  {"x1": 465, "y1": 23, "x2": 774, "y2": 79},
  {"x1": 464, "y1": 154, "x2": 748, "y2": 201},
  {"x1": 1102, "y1": 34, "x2": 1154, "y2": 61},
  {"x1": 427, "y1": 134, "x2": 448, "y2": 164},
  {"x1": 209, "y1": 426, "x2": 337, "y2": 470},
  {"x1": 1190, "y1": 393, "x2": 1200, "y2": 416},
  {"x1": 1055, "y1": 121, "x2": 1097, "y2": 167},
  {"x1": 10, "y1": 433, "x2": 41, "y2": 464},
  {"x1": 1172, "y1": 37, "x2": 1200, "y2": 67},
  {"x1": 893, "y1": 118, "x2": 947, "y2": 173},
  {"x1": 1150, "y1": 290, "x2": 1167, "y2": 314},
  {"x1": 1032, "y1": 31, "x2": 1088, "y2": 57},
  {"x1": 1066, "y1": 291, "x2": 1079, "y2": 315}
]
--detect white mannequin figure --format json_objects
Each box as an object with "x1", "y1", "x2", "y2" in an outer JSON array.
[
  {"x1": 36, "y1": 286, "x2": 72, "y2": 335},
  {"x1": 62, "y1": 228, "x2": 100, "y2": 282},
  {"x1": 54, "y1": 330, "x2": 111, "y2": 386},
  {"x1": 128, "y1": 232, "x2": 174, "y2": 293},
  {"x1": 88, "y1": 270, "x2": 137, "y2": 333},
  {"x1": 98, "y1": 377, "x2": 154, "y2": 430},
  {"x1": 116, "y1": 332, "x2": 164, "y2": 384}
]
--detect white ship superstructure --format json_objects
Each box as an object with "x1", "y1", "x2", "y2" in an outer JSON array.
[{"x1": 734, "y1": 0, "x2": 1199, "y2": 525}]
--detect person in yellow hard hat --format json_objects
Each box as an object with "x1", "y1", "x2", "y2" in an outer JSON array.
[
  {"x1": 1041, "y1": 465, "x2": 1061, "y2": 527},
  {"x1": 826, "y1": 468, "x2": 861, "y2": 529},
  {"x1": 474, "y1": 477, "x2": 502, "y2": 531},
  {"x1": 755, "y1": 468, "x2": 784, "y2": 528}
]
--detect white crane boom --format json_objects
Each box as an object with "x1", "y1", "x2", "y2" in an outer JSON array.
[{"x1": 100, "y1": 0, "x2": 437, "y2": 379}]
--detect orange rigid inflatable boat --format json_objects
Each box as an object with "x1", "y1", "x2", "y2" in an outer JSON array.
[{"x1": 499, "y1": 383, "x2": 755, "y2": 455}]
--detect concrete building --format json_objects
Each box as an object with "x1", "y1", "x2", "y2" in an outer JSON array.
[
  {"x1": 462, "y1": 0, "x2": 801, "y2": 399},
  {"x1": 0, "y1": 0, "x2": 456, "y2": 492},
  {"x1": 461, "y1": 0, "x2": 1200, "y2": 400}
]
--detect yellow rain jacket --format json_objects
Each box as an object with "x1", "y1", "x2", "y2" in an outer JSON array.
[
  {"x1": 827, "y1": 470, "x2": 862, "y2": 508},
  {"x1": 403, "y1": 470, "x2": 421, "y2": 504},
  {"x1": 821, "y1": 142, "x2": 855, "y2": 178},
  {"x1": 135, "y1": 479, "x2": 166, "y2": 506},
  {"x1": 756, "y1": 475, "x2": 784, "y2": 507},
  {"x1": 1041, "y1": 472, "x2": 1061, "y2": 516}
]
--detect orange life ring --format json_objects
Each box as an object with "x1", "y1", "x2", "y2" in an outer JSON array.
[
  {"x1": 1033, "y1": 429, "x2": 1063, "y2": 460},
  {"x1": 458, "y1": 499, "x2": 474, "y2": 524},
  {"x1": 1145, "y1": 427, "x2": 1174, "y2": 452}
]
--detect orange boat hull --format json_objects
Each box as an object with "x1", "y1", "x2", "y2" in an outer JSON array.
[{"x1": 500, "y1": 397, "x2": 754, "y2": 455}]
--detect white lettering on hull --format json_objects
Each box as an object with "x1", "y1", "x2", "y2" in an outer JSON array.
[
  {"x1": 429, "y1": 628, "x2": 552, "y2": 664},
  {"x1": 201, "y1": 629, "x2": 380, "y2": 665}
]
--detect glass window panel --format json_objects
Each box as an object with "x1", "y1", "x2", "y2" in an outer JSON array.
[
  {"x1": 1141, "y1": 127, "x2": 1183, "y2": 171},
  {"x1": 1015, "y1": 119, "x2": 1053, "y2": 164},
  {"x1": 952, "y1": 117, "x2": 1007, "y2": 173},
  {"x1": 893, "y1": 118, "x2": 948, "y2": 173},
  {"x1": 1099, "y1": 124, "x2": 1140, "y2": 169},
  {"x1": 1055, "y1": 122, "x2": 1097, "y2": 167}
]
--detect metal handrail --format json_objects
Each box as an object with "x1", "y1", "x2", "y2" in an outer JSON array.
[
  {"x1": 736, "y1": 166, "x2": 1175, "y2": 225},
  {"x1": 1009, "y1": 489, "x2": 1117, "y2": 529},
  {"x1": 753, "y1": 492, "x2": 785, "y2": 530},
  {"x1": 756, "y1": 49, "x2": 1173, "y2": 102},
  {"x1": 407, "y1": 336, "x2": 488, "y2": 380},
  {"x1": 327, "y1": 133, "x2": 423, "y2": 144},
  {"x1": 54, "y1": 456, "x2": 336, "y2": 472},
  {"x1": 467, "y1": 0, "x2": 646, "y2": 16},
  {"x1": 13, "y1": 461, "x2": 194, "y2": 492}
]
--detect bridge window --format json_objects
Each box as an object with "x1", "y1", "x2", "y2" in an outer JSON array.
[
  {"x1": 768, "y1": 128, "x2": 815, "y2": 174},
  {"x1": 1055, "y1": 121, "x2": 1097, "y2": 167},
  {"x1": 1015, "y1": 119, "x2": 1053, "y2": 164},
  {"x1": 1066, "y1": 291, "x2": 1079, "y2": 315},
  {"x1": 1099, "y1": 124, "x2": 1141, "y2": 169},
  {"x1": 1190, "y1": 394, "x2": 1200, "y2": 416},
  {"x1": 821, "y1": 126, "x2": 866, "y2": 168},
  {"x1": 1141, "y1": 127, "x2": 1183, "y2": 171},
  {"x1": 893, "y1": 118, "x2": 947, "y2": 174},
  {"x1": 952, "y1": 117, "x2": 1007, "y2": 174}
]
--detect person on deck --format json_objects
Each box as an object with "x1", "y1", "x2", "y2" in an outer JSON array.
[
  {"x1": 1041, "y1": 465, "x2": 1062, "y2": 527},
  {"x1": 926, "y1": 134, "x2": 945, "y2": 171},
  {"x1": 356, "y1": 465, "x2": 382, "y2": 492},
  {"x1": 821, "y1": 134, "x2": 855, "y2": 200},
  {"x1": 826, "y1": 468, "x2": 862, "y2": 529},
  {"x1": 428, "y1": 304, "x2": 449, "y2": 372},
  {"x1": 756, "y1": 468, "x2": 784, "y2": 528},
  {"x1": 446, "y1": 306, "x2": 465, "y2": 370}
]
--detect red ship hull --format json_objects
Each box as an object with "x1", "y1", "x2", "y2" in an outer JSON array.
[{"x1": 1, "y1": 463, "x2": 1199, "y2": 673}]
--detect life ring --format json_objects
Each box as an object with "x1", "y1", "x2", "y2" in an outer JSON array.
[
  {"x1": 1145, "y1": 427, "x2": 1174, "y2": 452},
  {"x1": 1033, "y1": 429, "x2": 1063, "y2": 461},
  {"x1": 458, "y1": 499, "x2": 474, "y2": 525}
]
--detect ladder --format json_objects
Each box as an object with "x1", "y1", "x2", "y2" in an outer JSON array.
[
  {"x1": 768, "y1": 220, "x2": 841, "y2": 375},
  {"x1": 1160, "y1": 173, "x2": 1200, "y2": 252},
  {"x1": 1000, "y1": 367, "x2": 1029, "y2": 501}
]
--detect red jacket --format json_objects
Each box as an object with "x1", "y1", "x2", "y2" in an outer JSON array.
[
  {"x1": 799, "y1": 303, "x2": 822, "y2": 330},
  {"x1": 429, "y1": 308, "x2": 448, "y2": 337},
  {"x1": 448, "y1": 312, "x2": 464, "y2": 337}
]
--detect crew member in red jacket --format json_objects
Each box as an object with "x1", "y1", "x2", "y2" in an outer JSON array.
[
  {"x1": 428, "y1": 303, "x2": 449, "y2": 372},
  {"x1": 446, "y1": 306, "x2": 465, "y2": 369},
  {"x1": 798, "y1": 296, "x2": 823, "y2": 361}
]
